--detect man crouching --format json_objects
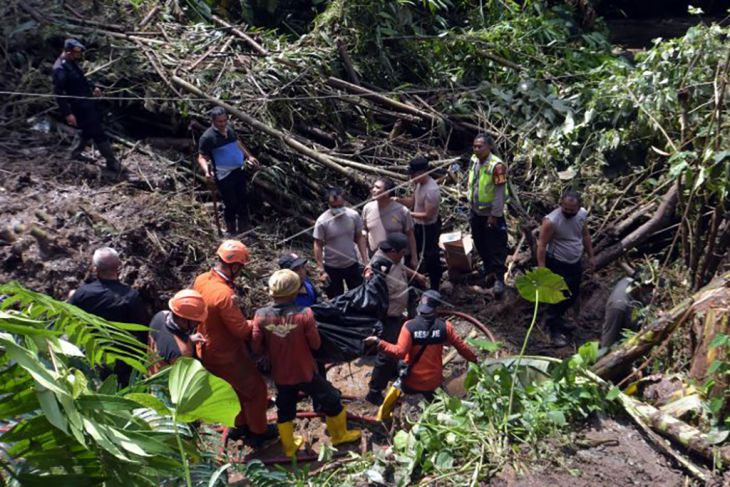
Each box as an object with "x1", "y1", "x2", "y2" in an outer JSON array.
[{"x1": 251, "y1": 269, "x2": 361, "y2": 457}]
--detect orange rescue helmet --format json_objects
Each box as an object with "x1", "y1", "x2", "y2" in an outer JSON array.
[
  {"x1": 216, "y1": 240, "x2": 250, "y2": 265},
  {"x1": 168, "y1": 289, "x2": 208, "y2": 322}
]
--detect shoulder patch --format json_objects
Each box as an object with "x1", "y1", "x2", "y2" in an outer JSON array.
[{"x1": 493, "y1": 163, "x2": 507, "y2": 185}]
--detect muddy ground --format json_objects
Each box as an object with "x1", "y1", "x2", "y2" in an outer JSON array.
[{"x1": 0, "y1": 135, "x2": 698, "y2": 485}]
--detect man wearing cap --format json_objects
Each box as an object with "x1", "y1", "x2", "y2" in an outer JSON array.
[
  {"x1": 365, "y1": 290, "x2": 477, "y2": 401},
  {"x1": 198, "y1": 107, "x2": 261, "y2": 235},
  {"x1": 365, "y1": 233, "x2": 427, "y2": 405},
  {"x1": 279, "y1": 252, "x2": 318, "y2": 307},
  {"x1": 192, "y1": 240, "x2": 276, "y2": 446},
  {"x1": 362, "y1": 177, "x2": 418, "y2": 269},
  {"x1": 396, "y1": 156, "x2": 443, "y2": 290},
  {"x1": 313, "y1": 187, "x2": 368, "y2": 299},
  {"x1": 69, "y1": 247, "x2": 148, "y2": 387},
  {"x1": 251, "y1": 269, "x2": 361, "y2": 458},
  {"x1": 468, "y1": 134, "x2": 508, "y2": 297},
  {"x1": 148, "y1": 289, "x2": 208, "y2": 374},
  {"x1": 52, "y1": 39, "x2": 121, "y2": 172}
]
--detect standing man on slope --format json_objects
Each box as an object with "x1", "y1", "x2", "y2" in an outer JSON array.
[
  {"x1": 193, "y1": 240, "x2": 277, "y2": 446},
  {"x1": 467, "y1": 134, "x2": 508, "y2": 298},
  {"x1": 536, "y1": 191, "x2": 595, "y2": 347},
  {"x1": 198, "y1": 107, "x2": 261, "y2": 235},
  {"x1": 52, "y1": 38, "x2": 122, "y2": 172},
  {"x1": 313, "y1": 187, "x2": 368, "y2": 299},
  {"x1": 396, "y1": 157, "x2": 442, "y2": 290}
]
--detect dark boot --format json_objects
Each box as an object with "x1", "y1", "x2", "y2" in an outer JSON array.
[
  {"x1": 236, "y1": 216, "x2": 250, "y2": 233},
  {"x1": 224, "y1": 219, "x2": 237, "y2": 236},
  {"x1": 97, "y1": 140, "x2": 121, "y2": 172},
  {"x1": 71, "y1": 137, "x2": 93, "y2": 162}
]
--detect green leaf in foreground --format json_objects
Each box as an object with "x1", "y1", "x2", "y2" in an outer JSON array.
[{"x1": 515, "y1": 267, "x2": 569, "y2": 304}]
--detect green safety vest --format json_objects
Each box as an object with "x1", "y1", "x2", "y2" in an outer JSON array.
[{"x1": 467, "y1": 153, "x2": 507, "y2": 211}]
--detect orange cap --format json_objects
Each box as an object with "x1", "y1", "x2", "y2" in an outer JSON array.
[
  {"x1": 168, "y1": 289, "x2": 208, "y2": 322},
  {"x1": 216, "y1": 240, "x2": 250, "y2": 265}
]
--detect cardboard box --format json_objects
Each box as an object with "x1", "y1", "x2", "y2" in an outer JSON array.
[{"x1": 439, "y1": 231, "x2": 473, "y2": 277}]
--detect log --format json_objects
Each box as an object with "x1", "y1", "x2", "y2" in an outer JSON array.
[
  {"x1": 619, "y1": 393, "x2": 730, "y2": 466},
  {"x1": 592, "y1": 273, "x2": 730, "y2": 381},
  {"x1": 594, "y1": 185, "x2": 678, "y2": 271},
  {"x1": 337, "y1": 39, "x2": 361, "y2": 85},
  {"x1": 326, "y1": 77, "x2": 443, "y2": 125},
  {"x1": 211, "y1": 14, "x2": 270, "y2": 57},
  {"x1": 171, "y1": 76, "x2": 366, "y2": 185}
]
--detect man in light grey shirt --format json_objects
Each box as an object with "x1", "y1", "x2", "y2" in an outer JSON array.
[
  {"x1": 313, "y1": 187, "x2": 368, "y2": 299},
  {"x1": 537, "y1": 190, "x2": 595, "y2": 346},
  {"x1": 396, "y1": 157, "x2": 442, "y2": 290}
]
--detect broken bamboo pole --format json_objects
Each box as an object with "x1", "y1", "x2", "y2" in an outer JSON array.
[
  {"x1": 171, "y1": 76, "x2": 366, "y2": 185},
  {"x1": 326, "y1": 77, "x2": 443, "y2": 125},
  {"x1": 211, "y1": 15, "x2": 268, "y2": 56}
]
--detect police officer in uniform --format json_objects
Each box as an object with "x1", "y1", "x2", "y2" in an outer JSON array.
[
  {"x1": 52, "y1": 39, "x2": 121, "y2": 172},
  {"x1": 467, "y1": 134, "x2": 508, "y2": 297}
]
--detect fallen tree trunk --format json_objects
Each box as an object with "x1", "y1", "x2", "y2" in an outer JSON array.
[
  {"x1": 592, "y1": 272, "x2": 730, "y2": 381},
  {"x1": 619, "y1": 393, "x2": 730, "y2": 466},
  {"x1": 171, "y1": 76, "x2": 367, "y2": 186},
  {"x1": 594, "y1": 184, "x2": 679, "y2": 270}
]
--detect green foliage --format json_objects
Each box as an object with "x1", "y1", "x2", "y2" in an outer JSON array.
[
  {"x1": 0, "y1": 281, "x2": 148, "y2": 375},
  {"x1": 386, "y1": 353, "x2": 615, "y2": 484},
  {"x1": 0, "y1": 285, "x2": 237, "y2": 486},
  {"x1": 703, "y1": 333, "x2": 729, "y2": 429},
  {"x1": 515, "y1": 267, "x2": 569, "y2": 304}
]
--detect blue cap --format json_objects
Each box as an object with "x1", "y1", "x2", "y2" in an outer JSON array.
[
  {"x1": 64, "y1": 39, "x2": 86, "y2": 51},
  {"x1": 417, "y1": 290, "x2": 444, "y2": 315}
]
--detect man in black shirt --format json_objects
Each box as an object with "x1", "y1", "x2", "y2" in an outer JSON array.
[
  {"x1": 148, "y1": 289, "x2": 208, "y2": 374},
  {"x1": 52, "y1": 39, "x2": 121, "y2": 173},
  {"x1": 197, "y1": 107, "x2": 261, "y2": 235},
  {"x1": 69, "y1": 247, "x2": 148, "y2": 386}
]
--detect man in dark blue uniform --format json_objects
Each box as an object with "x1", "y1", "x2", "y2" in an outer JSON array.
[
  {"x1": 197, "y1": 107, "x2": 261, "y2": 235},
  {"x1": 52, "y1": 39, "x2": 121, "y2": 172}
]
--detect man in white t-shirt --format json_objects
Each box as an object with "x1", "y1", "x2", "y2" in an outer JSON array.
[
  {"x1": 362, "y1": 177, "x2": 418, "y2": 269},
  {"x1": 313, "y1": 188, "x2": 368, "y2": 298}
]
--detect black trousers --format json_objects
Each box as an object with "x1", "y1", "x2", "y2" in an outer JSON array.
[
  {"x1": 324, "y1": 263, "x2": 363, "y2": 299},
  {"x1": 71, "y1": 105, "x2": 108, "y2": 152},
  {"x1": 401, "y1": 384, "x2": 436, "y2": 402},
  {"x1": 469, "y1": 213, "x2": 508, "y2": 280},
  {"x1": 276, "y1": 374, "x2": 342, "y2": 423},
  {"x1": 414, "y1": 220, "x2": 443, "y2": 290},
  {"x1": 545, "y1": 256, "x2": 582, "y2": 331},
  {"x1": 369, "y1": 316, "x2": 404, "y2": 392},
  {"x1": 217, "y1": 168, "x2": 249, "y2": 229}
]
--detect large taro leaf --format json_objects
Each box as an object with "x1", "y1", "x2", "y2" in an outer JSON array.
[
  {"x1": 168, "y1": 358, "x2": 238, "y2": 426},
  {"x1": 515, "y1": 267, "x2": 569, "y2": 304}
]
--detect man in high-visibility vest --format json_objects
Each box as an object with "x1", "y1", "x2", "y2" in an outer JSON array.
[{"x1": 467, "y1": 134, "x2": 508, "y2": 298}]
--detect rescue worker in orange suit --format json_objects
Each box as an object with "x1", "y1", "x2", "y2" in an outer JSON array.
[
  {"x1": 468, "y1": 134, "x2": 509, "y2": 298},
  {"x1": 250, "y1": 269, "x2": 361, "y2": 458},
  {"x1": 364, "y1": 290, "x2": 477, "y2": 402},
  {"x1": 193, "y1": 240, "x2": 277, "y2": 446},
  {"x1": 148, "y1": 289, "x2": 208, "y2": 374}
]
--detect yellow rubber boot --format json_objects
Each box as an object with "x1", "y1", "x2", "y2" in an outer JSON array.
[
  {"x1": 276, "y1": 421, "x2": 304, "y2": 458},
  {"x1": 376, "y1": 386, "x2": 402, "y2": 421},
  {"x1": 325, "y1": 407, "x2": 361, "y2": 446}
]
